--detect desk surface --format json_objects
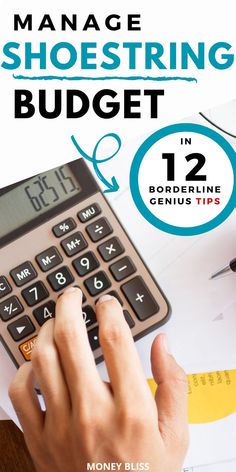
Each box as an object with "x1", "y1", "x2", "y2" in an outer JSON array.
[{"x1": 0, "y1": 420, "x2": 35, "y2": 472}]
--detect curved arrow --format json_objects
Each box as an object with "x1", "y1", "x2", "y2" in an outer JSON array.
[{"x1": 71, "y1": 133, "x2": 121, "y2": 193}]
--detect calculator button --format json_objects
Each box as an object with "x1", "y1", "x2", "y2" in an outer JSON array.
[
  {"x1": 19, "y1": 336, "x2": 37, "y2": 361},
  {"x1": 8, "y1": 315, "x2": 35, "y2": 342},
  {"x1": 86, "y1": 218, "x2": 113, "y2": 242},
  {"x1": 22, "y1": 281, "x2": 49, "y2": 307},
  {"x1": 61, "y1": 231, "x2": 88, "y2": 257},
  {"x1": 36, "y1": 247, "x2": 63, "y2": 272},
  {"x1": 33, "y1": 300, "x2": 56, "y2": 326},
  {"x1": 0, "y1": 276, "x2": 12, "y2": 299},
  {"x1": 88, "y1": 326, "x2": 100, "y2": 351},
  {"x1": 10, "y1": 261, "x2": 37, "y2": 287},
  {"x1": 98, "y1": 237, "x2": 125, "y2": 262},
  {"x1": 47, "y1": 266, "x2": 75, "y2": 291},
  {"x1": 78, "y1": 203, "x2": 101, "y2": 223},
  {"x1": 53, "y1": 218, "x2": 76, "y2": 237},
  {"x1": 123, "y1": 310, "x2": 135, "y2": 329},
  {"x1": 72, "y1": 251, "x2": 100, "y2": 276},
  {"x1": 0, "y1": 296, "x2": 23, "y2": 321},
  {"x1": 121, "y1": 276, "x2": 159, "y2": 321},
  {"x1": 109, "y1": 257, "x2": 136, "y2": 282},
  {"x1": 84, "y1": 271, "x2": 111, "y2": 296},
  {"x1": 82, "y1": 305, "x2": 97, "y2": 328}
]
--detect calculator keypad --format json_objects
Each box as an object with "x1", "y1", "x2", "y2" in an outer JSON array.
[
  {"x1": 36, "y1": 247, "x2": 63, "y2": 272},
  {"x1": 0, "y1": 296, "x2": 23, "y2": 321},
  {"x1": 47, "y1": 267, "x2": 74, "y2": 291},
  {"x1": 22, "y1": 281, "x2": 49, "y2": 307},
  {"x1": 61, "y1": 232, "x2": 88, "y2": 257},
  {"x1": 10, "y1": 262, "x2": 37, "y2": 287},
  {"x1": 86, "y1": 218, "x2": 113, "y2": 242},
  {"x1": 8, "y1": 315, "x2": 35, "y2": 342},
  {"x1": 98, "y1": 237, "x2": 124, "y2": 262},
  {"x1": 0, "y1": 197, "x2": 166, "y2": 366}
]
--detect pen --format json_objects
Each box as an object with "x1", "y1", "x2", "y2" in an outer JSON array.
[{"x1": 210, "y1": 257, "x2": 236, "y2": 280}]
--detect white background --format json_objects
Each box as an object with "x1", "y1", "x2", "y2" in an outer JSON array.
[{"x1": 1, "y1": 0, "x2": 236, "y2": 186}]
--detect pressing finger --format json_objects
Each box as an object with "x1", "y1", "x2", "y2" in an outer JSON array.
[
  {"x1": 96, "y1": 295, "x2": 152, "y2": 405},
  {"x1": 54, "y1": 287, "x2": 105, "y2": 402}
]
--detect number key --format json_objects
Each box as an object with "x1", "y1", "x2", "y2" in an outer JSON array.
[
  {"x1": 84, "y1": 271, "x2": 111, "y2": 296},
  {"x1": 33, "y1": 301, "x2": 56, "y2": 326},
  {"x1": 22, "y1": 281, "x2": 49, "y2": 307},
  {"x1": 82, "y1": 305, "x2": 97, "y2": 328},
  {"x1": 72, "y1": 251, "x2": 99, "y2": 276},
  {"x1": 47, "y1": 266, "x2": 74, "y2": 291}
]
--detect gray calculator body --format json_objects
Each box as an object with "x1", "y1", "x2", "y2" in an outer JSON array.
[{"x1": 0, "y1": 159, "x2": 170, "y2": 367}]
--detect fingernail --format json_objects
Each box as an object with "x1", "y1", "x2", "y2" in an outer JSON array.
[
  {"x1": 96, "y1": 294, "x2": 114, "y2": 305},
  {"x1": 64, "y1": 286, "x2": 81, "y2": 295},
  {"x1": 162, "y1": 333, "x2": 171, "y2": 354}
]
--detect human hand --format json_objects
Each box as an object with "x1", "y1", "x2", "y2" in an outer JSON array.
[{"x1": 9, "y1": 287, "x2": 189, "y2": 472}]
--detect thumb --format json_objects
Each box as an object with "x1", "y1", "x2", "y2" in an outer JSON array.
[{"x1": 151, "y1": 334, "x2": 189, "y2": 451}]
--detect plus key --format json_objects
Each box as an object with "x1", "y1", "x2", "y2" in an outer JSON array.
[{"x1": 121, "y1": 276, "x2": 159, "y2": 321}]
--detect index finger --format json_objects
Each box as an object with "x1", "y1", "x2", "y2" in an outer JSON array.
[
  {"x1": 96, "y1": 295, "x2": 153, "y2": 405},
  {"x1": 54, "y1": 287, "x2": 105, "y2": 402}
]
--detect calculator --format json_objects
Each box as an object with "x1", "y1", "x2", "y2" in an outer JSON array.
[{"x1": 0, "y1": 159, "x2": 170, "y2": 367}]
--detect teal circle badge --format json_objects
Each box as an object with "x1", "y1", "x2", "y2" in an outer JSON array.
[{"x1": 130, "y1": 123, "x2": 236, "y2": 236}]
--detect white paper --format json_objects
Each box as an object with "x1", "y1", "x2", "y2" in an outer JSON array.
[{"x1": 0, "y1": 407, "x2": 9, "y2": 420}]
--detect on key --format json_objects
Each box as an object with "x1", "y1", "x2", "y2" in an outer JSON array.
[{"x1": 121, "y1": 276, "x2": 159, "y2": 321}]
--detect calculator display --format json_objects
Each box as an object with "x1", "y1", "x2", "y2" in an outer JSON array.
[{"x1": 0, "y1": 166, "x2": 81, "y2": 240}]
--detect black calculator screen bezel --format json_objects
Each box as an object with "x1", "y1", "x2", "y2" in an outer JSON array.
[{"x1": 0, "y1": 159, "x2": 99, "y2": 249}]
